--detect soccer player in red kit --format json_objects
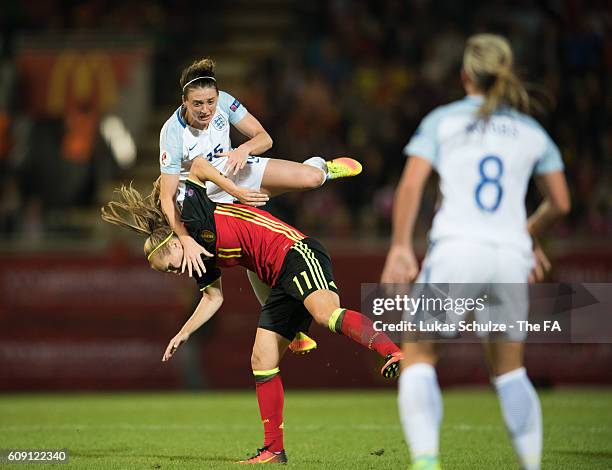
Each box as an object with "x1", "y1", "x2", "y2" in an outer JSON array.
[{"x1": 102, "y1": 157, "x2": 403, "y2": 464}]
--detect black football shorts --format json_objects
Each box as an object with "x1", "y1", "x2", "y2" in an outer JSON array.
[{"x1": 259, "y1": 238, "x2": 339, "y2": 340}]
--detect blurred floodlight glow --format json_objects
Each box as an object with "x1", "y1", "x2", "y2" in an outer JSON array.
[{"x1": 100, "y1": 115, "x2": 136, "y2": 169}]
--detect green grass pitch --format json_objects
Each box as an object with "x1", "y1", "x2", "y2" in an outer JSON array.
[{"x1": 0, "y1": 389, "x2": 610, "y2": 469}]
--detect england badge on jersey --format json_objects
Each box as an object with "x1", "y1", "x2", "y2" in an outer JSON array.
[{"x1": 212, "y1": 115, "x2": 227, "y2": 131}]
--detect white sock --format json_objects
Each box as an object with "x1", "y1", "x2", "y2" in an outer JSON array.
[
  {"x1": 302, "y1": 156, "x2": 327, "y2": 182},
  {"x1": 398, "y1": 363, "x2": 442, "y2": 460},
  {"x1": 493, "y1": 367, "x2": 542, "y2": 470}
]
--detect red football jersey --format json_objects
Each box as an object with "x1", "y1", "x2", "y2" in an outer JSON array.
[{"x1": 213, "y1": 203, "x2": 305, "y2": 286}]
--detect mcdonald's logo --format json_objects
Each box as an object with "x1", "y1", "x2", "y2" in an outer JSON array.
[{"x1": 47, "y1": 51, "x2": 117, "y2": 115}]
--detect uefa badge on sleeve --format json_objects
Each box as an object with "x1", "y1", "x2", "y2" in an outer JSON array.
[{"x1": 160, "y1": 152, "x2": 168, "y2": 167}]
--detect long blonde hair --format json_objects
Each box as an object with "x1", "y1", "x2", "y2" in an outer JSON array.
[
  {"x1": 101, "y1": 179, "x2": 174, "y2": 260},
  {"x1": 463, "y1": 34, "x2": 530, "y2": 117}
]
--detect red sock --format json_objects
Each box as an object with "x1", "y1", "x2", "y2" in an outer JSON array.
[
  {"x1": 337, "y1": 309, "x2": 400, "y2": 357},
  {"x1": 255, "y1": 374, "x2": 284, "y2": 452}
]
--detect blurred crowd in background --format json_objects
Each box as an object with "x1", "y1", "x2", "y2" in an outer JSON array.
[
  {"x1": 0, "y1": 0, "x2": 610, "y2": 246},
  {"x1": 248, "y1": 0, "x2": 611, "y2": 241}
]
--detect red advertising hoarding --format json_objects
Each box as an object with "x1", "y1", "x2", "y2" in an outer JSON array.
[{"x1": 1, "y1": 248, "x2": 611, "y2": 390}]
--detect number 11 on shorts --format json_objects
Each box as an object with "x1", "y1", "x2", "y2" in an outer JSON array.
[{"x1": 292, "y1": 271, "x2": 312, "y2": 295}]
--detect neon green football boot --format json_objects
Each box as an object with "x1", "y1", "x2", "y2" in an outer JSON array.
[
  {"x1": 325, "y1": 157, "x2": 363, "y2": 180},
  {"x1": 288, "y1": 332, "x2": 317, "y2": 355}
]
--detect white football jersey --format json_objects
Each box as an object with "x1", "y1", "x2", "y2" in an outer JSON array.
[
  {"x1": 404, "y1": 95, "x2": 564, "y2": 253},
  {"x1": 159, "y1": 91, "x2": 247, "y2": 203}
]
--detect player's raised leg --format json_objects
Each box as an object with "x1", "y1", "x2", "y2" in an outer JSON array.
[
  {"x1": 260, "y1": 157, "x2": 361, "y2": 197},
  {"x1": 484, "y1": 341, "x2": 542, "y2": 470},
  {"x1": 303, "y1": 289, "x2": 403, "y2": 377},
  {"x1": 239, "y1": 328, "x2": 291, "y2": 464},
  {"x1": 398, "y1": 342, "x2": 443, "y2": 470},
  {"x1": 260, "y1": 158, "x2": 324, "y2": 195}
]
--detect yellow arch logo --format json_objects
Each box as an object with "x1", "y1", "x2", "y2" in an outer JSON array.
[{"x1": 47, "y1": 51, "x2": 117, "y2": 115}]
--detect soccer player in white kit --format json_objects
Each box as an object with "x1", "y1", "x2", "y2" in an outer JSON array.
[
  {"x1": 381, "y1": 34, "x2": 570, "y2": 470},
  {"x1": 159, "y1": 58, "x2": 362, "y2": 277}
]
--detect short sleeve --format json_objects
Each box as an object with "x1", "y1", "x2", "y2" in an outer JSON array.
[
  {"x1": 403, "y1": 108, "x2": 443, "y2": 166},
  {"x1": 195, "y1": 261, "x2": 222, "y2": 291},
  {"x1": 534, "y1": 135, "x2": 564, "y2": 175},
  {"x1": 159, "y1": 120, "x2": 183, "y2": 175},
  {"x1": 218, "y1": 91, "x2": 248, "y2": 125}
]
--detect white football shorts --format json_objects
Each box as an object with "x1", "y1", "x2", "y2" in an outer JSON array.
[
  {"x1": 412, "y1": 238, "x2": 534, "y2": 340},
  {"x1": 206, "y1": 156, "x2": 270, "y2": 203}
]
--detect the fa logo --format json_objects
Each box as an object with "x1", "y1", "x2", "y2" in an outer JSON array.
[
  {"x1": 212, "y1": 115, "x2": 226, "y2": 131},
  {"x1": 187, "y1": 188, "x2": 194, "y2": 198}
]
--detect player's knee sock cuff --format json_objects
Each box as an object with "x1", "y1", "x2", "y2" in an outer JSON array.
[
  {"x1": 253, "y1": 367, "x2": 280, "y2": 383},
  {"x1": 492, "y1": 366, "x2": 527, "y2": 386},
  {"x1": 328, "y1": 308, "x2": 346, "y2": 333},
  {"x1": 402, "y1": 362, "x2": 437, "y2": 380}
]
